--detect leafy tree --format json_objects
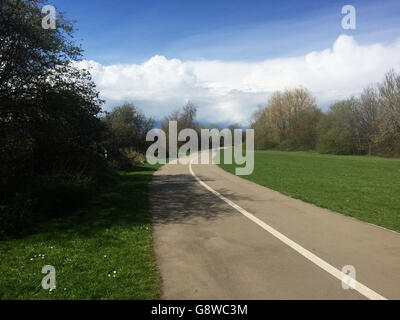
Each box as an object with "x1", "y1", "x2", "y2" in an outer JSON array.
[
  {"x1": 318, "y1": 71, "x2": 400, "y2": 157},
  {"x1": 0, "y1": 0, "x2": 107, "y2": 237},
  {"x1": 251, "y1": 88, "x2": 321, "y2": 150},
  {"x1": 251, "y1": 105, "x2": 275, "y2": 150},
  {"x1": 374, "y1": 70, "x2": 400, "y2": 156},
  {"x1": 316, "y1": 100, "x2": 361, "y2": 155},
  {"x1": 0, "y1": 0, "x2": 105, "y2": 178},
  {"x1": 102, "y1": 103, "x2": 155, "y2": 164}
]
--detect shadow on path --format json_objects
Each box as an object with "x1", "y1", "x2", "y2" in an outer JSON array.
[{"x1": 150, "y1": 169, "x2": 250, "y2": 225}]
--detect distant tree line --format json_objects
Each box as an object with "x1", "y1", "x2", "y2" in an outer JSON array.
[
  {"x1": 252, "y1": 71, "x2": 400, "y2": 157},
  {"x1": 160, "y1": 101, "x2": 243, "y2": 155}
]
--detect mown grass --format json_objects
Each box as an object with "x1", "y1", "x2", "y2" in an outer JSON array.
[
  {"x1": 219, "y1": 150, "x2": 400, "y2": 233},
  {"x1": 0, "y1": 164, "x2": 161, "y2": 299}
]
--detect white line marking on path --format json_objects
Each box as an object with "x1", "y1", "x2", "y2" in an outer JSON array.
[{"x1": 189, "y1": 158, "x2": 387, "y2": 300}]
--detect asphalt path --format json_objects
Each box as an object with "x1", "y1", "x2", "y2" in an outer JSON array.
[{"x1": 150, "y1": 151, "x2": 400, "y2": 300}]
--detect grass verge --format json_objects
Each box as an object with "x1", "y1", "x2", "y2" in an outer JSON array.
[
  {"x1": 219, "y1": 150, "x2": 400, "y2": 233},
  {"x1": 0, "y1": 164, "x2": 161, "y2": 299}
]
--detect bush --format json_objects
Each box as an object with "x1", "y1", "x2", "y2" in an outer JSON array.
[
  {"x1": 317, "y1": 129, "x2": 356, "y2": 155},
  {"x1": 316, "y1": 100, "x2": 362, "y2": 155},
  {"x1": 277, "y1": 139, "x2": 297, "y2": 151}
]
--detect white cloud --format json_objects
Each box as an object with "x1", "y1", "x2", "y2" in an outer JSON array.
[{"x1": 76, "y1": 35, "x2": 400, "y2": 125}]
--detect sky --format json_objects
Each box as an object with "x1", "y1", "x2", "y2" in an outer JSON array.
[{"x1": 52, "y1": 0, "x2": 400, "y2": 125}]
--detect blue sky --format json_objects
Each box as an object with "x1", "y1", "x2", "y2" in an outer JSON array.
[
  {"x1": 51, "y1": 0, "x2": 400, "y2": 124},
  {"x1": 53, "y1": 0, "x2": 400, "y2": 65}
]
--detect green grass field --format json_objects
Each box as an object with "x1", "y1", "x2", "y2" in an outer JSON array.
[
  {"x1": 0, "y1": 164, "x2": 161, "y2": 300},
  {"x1": 219, "y1": 150, "x2": 400, "y2": 233}
]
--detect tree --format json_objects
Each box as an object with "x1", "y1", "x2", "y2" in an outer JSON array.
[
  {"x1": 161, "y1": 101, "x2": 200, "y2": 154},
  {"x1": 251, "y1": 106, "x2": 274, "y2": 149},
  {"x1": 102, "y1": 103, "x2": 155, "y2": 164},
  {"x1": 0, "y1": 0, "x2": 82, "y2": 101},
  {"x1": 0, "y1": 0, "x2": 105, "y2": 178},
  {"x1": 251, "y1": 88, "x2": 321, "y2": 150},
  {"x1": 353, "y1": 86, "x2": 380, "y2": 155},
  {"x1": 374, "y1": 70, "x2": 400, "y2": 156},
  {"x1": 316, "y1": 99, "x2": 361, "y2": 155},
  {"x1": 0, "y1": 0, "x2": 108, "y2": 238},
  {"x1": 161, "y1": 101, "x2": 198, "y2": 133}
]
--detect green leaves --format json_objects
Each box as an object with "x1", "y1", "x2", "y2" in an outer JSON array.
[{"x1": 0, "y1": 0, "x2": 105, "y2": 179}]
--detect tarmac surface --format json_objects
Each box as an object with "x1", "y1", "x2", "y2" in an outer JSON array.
[{"x1": 150, "y1": 152, "x2": 400, "y2": 300}]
